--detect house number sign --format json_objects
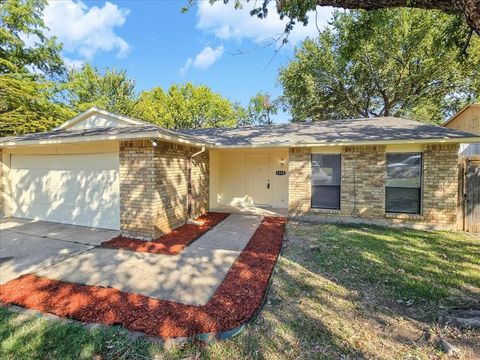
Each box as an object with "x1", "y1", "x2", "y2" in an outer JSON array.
[{"x1": 276, "y1": 170, "x2": 286, "y2": 176}]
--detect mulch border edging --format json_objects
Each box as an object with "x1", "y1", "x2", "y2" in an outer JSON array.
[
  {"x1": 195, "y1": 228, "x2": 288, "y2": 343},
  {"x1": 0, "y1": 216, "x2": 287, "y2": 343},
  {"x1": 0, "y1": 253, "x2": 283, "y2": 345},
  {"x1": 100, "y1": 212, "x2": 230, "y2": 255},
  {"x1": 193, "y1": 235, "x2": 285, "y2": 343}
]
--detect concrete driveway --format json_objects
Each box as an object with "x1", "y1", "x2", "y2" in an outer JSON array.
[
  {"x1": 0, "y1": 214, "x2": 263, "y2": 306},
  {"x1": 0, "y1": 218, "x2": 119, "y2": 284}
]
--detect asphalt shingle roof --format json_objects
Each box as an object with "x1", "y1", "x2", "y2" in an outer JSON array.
[
  {"x1": 178, "y1": 117, "x2": 478, "y2": 147},
  {"x1": 0, "y1": 124, "x2": 205, "y2": 145},
  {"x1": 0, "y1": 116, "x2": 477, "y2": 147}
]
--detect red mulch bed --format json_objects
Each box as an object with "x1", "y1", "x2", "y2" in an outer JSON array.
[
  {"x1": 100, "y1": 212, "x2": 230, "y2": 255},
  {"x1": 0, "y1": 217, "x2": 286, "y2": 339}
]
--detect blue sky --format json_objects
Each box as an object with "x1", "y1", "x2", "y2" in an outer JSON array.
[{"x1": 43, "y1": 1, "x2": 333, "y2": 123}]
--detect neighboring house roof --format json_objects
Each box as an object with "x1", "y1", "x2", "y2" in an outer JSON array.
[
  {"x1": 0, "y1": 108, "x2": 478, "y2": 148},
  {"x1": 443, "y1": 104, "x2": 480, "y2": 127},
  {"x1": 179, "y1": 117, "x2": 479, "y2": 147}
]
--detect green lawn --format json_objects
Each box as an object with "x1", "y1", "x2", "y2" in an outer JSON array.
[{"x1": 1, "y1": 222, "x2": 479, "y2": 359}]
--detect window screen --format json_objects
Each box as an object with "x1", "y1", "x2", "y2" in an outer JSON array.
[
  {"x1": 385, "y1": 153, "x2": 422, "y2": 214},
  {"x1": 311, "y1": 154, "x2": 341, "y2": 209}
]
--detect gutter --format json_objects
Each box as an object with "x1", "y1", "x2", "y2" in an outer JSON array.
[
  {"x1": 208, "y1": 136, "x2": 480, "y2": 149},
  {"x1": 0, "y1": 130, "x2": 210, "y2": 149},
  {"x1": 1, "y1": 131, "x2": 478, "y2": 150},
  {"x1": 187, "y1": 146, "x2": 206, "y2": 222}
]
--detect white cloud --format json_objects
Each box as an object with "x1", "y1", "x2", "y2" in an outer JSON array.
[
  {"x1": 180, "y1": 45, "x2": 224, "y2": 75},
  {"x1": 197, "y1": 1, "x2": 333, "y2": 46},
  {"x1": 63, "y1": 57, "x2": 84, "y2": 69},
  {"x1": 43, "y1": 0, "x2": 130, "y2": 61}
]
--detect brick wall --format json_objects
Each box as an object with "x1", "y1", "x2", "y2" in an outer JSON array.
[
  {"x1": 119, "y1": 140, "x2": 209, "y2": 240},
  {"x1": 415, "y1": 144, "x2": 458, "y2": 226},
  {"x1": 342, "y1": 145, "x2": 386, "y2": 218},
  {"x1": 288, "y1": 147, "x2": 311, "y2": 214},
  {"x1": 288, "y1": 144, "x2": 459, "y2": 230},
  {"x1": 119, "y1": 140, "x2": 157, "y2": 239},
  {"x1": 153, "y1": 142, "x2": 209, "y2": 236}
]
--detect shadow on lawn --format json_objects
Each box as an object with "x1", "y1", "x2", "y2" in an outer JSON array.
[
  {"x1": 255, "y1": 266, "x2": 372, "y2": 359},
  {"x1": 275, "y1": 222, "x2": 480, "y2": 357},
  {"x1": 0, "y1": 306, "x2": 157, "y2": 359},
  {"x1": 290, "y1": 223, "x2": 480, "y2": 309}
]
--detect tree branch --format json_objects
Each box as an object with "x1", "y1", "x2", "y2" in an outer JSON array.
[
  {"x1": 311, "y1": 0, "x2": 480, "y2": 34},
  {"x1": 275, "y1": 0, "x2": 480, "y2": 34}
]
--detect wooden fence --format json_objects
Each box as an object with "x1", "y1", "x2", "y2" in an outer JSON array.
[{"x1": 458, "y1": 157, "x2": 480, "y2": 233}]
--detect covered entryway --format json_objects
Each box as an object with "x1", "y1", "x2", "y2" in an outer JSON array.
[
  {"x1": 209, "y1": 148, "x2": 289, "y2": 214},
  {"x1": 9, "y1": 152, "x2": 120, "y2": 230},
  {"x1": 247, "y1": 155, "x2": 272, "y2": 206}
]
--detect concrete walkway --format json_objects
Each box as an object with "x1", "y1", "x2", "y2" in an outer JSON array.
[
  {"x1": 0, "y1": 218, "x2": 119, "y2": 284},
  {"x1": 36, "y1": 214, "x2": 263, "y2": 306}
]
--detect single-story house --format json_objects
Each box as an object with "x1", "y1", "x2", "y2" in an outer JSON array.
[
  {"x1": 443, "y1": 104, "x2": 480, "y2": 156},
  {"x1": 0, "y1": 107, "x2": 478, "y2": 239}
]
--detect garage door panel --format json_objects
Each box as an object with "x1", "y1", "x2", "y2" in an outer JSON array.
[
  {"x1": 13, "y1": 202, "x2": 120, "y2": 230},
  {"x1": 13, "y1": 195, "x2": 119, "y2": 213},
  {"x1": 12, "y1": 170, "x2": 119, "y2": 208},
  {"x1": 11, "y1": 153, "x2": 118, "y2": 170},
  {"x1": 10, "y1": 153, "x2": 120, "y2": 229}
]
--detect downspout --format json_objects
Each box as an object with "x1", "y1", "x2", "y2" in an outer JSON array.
[{"x1": 187, "y1": 146, "x2": 206, "y2": 223}]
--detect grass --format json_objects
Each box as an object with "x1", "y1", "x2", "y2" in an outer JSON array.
[{"x1": 1, "y1": 222, "x2": 479, "y2": 359}]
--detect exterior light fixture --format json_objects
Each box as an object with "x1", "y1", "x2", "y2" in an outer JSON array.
[{"x1": 280, "y1": 158, "x2": 285, "y2": 166}]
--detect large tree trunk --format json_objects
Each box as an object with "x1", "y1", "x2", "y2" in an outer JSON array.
[{"x1": 311, "y1": 0, "x2": 480, "y2": 33}]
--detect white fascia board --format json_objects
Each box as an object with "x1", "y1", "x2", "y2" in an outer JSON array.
[{"x1": 211, "y1": 136, "x2": 480, "y2": 149}]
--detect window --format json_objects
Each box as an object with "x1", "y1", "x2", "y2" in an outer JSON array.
[
  {"x1": 311, "y1": 154, "x2": 341, "y2": 209},
  {"x1": 385, "y1": 153, "x2": 422, "y2": 214}
]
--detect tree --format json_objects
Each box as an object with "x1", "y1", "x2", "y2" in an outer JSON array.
[
  {"x1": 214, "y1": 0, "x2": 480, "y2": 41},
  {"x1": 0, "y1": 0, "x2": 69, "y2": 136},
  {"x1": 64, "y1": 64, "x2": 137, "y2": 115},
  {"x1": 239, "y1": 92, "x2": 278, "y2": 126},
  {"x1": 279, "y1": 9, "x2": 480, "y2": 124},
  {"x1": 0, "y1": 0, "x2": 64, "y2": 77},
  {"x1": 0, "y1": 74, "x2": 73, "y2": 136},
  {"x1": 134, "y1": 83, "x2": 238, "y2": 129}
]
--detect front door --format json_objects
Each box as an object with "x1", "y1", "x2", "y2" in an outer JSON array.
[{"x1": 247, "y1": 155, "x2": 272, "y2": 207}]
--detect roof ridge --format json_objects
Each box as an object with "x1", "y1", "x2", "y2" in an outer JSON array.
[{"x1": 178, "y1": 116, "x2": 425, "y2": 134}]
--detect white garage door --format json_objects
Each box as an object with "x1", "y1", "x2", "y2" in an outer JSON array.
[{"x1": 10, "y1": 153, "x2": 120, "y2": 230}]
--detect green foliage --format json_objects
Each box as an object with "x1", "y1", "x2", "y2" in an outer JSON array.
[
  {"x1": 63, "y1": 64, "x2": 137, "y2": 116},
  {"x1": 239, "y1": 92, "x2": 278, "y2": 126},
  {"x1": 134, "y1": 82, "x2": 238, "y2": 129},
  {"x1": 279, "y1": 9, "x2": 480, "y2": 124},
  {"x1": 0, "y1": 0, "x2": 68, "y2": 136},
  {"x1": 0, "y1": 0, "x2": 64, "y2": 77},
  {"x1": 0, "y1": 74, "x2": 73, "y2": 136}
]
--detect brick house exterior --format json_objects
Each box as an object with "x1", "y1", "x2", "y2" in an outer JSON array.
[
  {"x1": 119, "y1": 140, "x2": 208, "y2": 239},
  {"x1": 289, "y1": 143, "x2": 459, "y2": 229},
  {"x1": 0, "y1": 108, "x2": 477, "y2": 238}
]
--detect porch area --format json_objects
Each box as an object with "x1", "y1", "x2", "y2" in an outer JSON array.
[
  {"x1": 208, "y1": 147, "x2": 289, "y2": 216},
  {"x1": 212, "y1": 204, "x2": 288, "y2": 217}
]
